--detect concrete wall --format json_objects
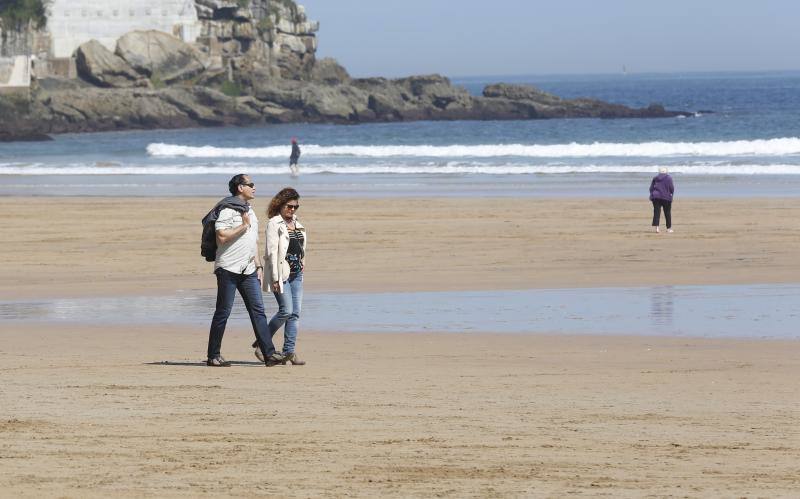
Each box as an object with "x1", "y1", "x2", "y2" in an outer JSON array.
[
  {"x1": 47, "y1": 0, "x2": 200, "y2": 58},
  {"x1": 33, "y1": 56, "x2": 77, "y2": 79},
  {"x1": 0, "y1": 55, "x2": 31, "y2": 92}
]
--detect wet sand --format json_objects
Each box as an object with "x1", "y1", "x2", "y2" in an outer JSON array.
[{"x1": 1, "y1": 196, "x2": 799, "y2": 496}]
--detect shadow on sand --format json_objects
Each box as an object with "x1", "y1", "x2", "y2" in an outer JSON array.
[{"x1": 146, "y1": 360, "x2": 266, "y2": 367}]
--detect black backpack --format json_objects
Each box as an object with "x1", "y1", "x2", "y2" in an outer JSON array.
[
  {"x1": 201, "y1": 197, "x2": 249, "y2": 262},
  {"x1": 200, "y1": 219, "x2": 218, "y2": 262}
]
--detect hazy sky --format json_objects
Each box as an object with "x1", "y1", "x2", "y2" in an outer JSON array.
[{"x1": 299, "y1": 0, "x2": 800, "y2": 78}]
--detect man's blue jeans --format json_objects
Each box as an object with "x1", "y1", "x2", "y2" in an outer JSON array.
[
  {"x1": 269, "y1": 272, "x2": 303, "y2": 354},
  {"x1": 208, "y1": 268, "x2": 276, "y2": 360}
]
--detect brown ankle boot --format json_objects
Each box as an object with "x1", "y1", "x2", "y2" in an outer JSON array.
[{"x1": 283, "y1": 352, "x2": 306, "y2": 365}]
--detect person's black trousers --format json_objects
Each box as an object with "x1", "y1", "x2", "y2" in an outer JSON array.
[{"x1": 651, "y1": 199, "x2": 672, "y2": 228}]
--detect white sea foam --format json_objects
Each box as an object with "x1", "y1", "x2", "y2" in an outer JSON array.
[
  {"x1": 5, "y1": 163, "x2": 800, "y2": 175},
  {"x1": 147, "y1": 137, "x2": 800, "y2": 159}
]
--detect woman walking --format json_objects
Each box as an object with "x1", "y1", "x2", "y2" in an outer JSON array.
[
  {"x1": 650, "y1": 167, "x2": 675, "y2": 233},
  {"x1": 254, "y1": 187, "x2": 307, "y2": 365}
]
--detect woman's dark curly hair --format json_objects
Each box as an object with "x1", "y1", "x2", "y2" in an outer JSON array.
[{"x1": 268, "y1": 187, "x2": 300, "y2": 218}]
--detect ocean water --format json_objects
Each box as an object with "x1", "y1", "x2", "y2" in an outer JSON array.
[{"x1": 3, "y1": 71, "x2": 800, "y2": 197}]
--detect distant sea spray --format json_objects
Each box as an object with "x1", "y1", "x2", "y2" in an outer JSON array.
[{"x1": 147, "y1": 137, "x2": 800, "y2": 159}]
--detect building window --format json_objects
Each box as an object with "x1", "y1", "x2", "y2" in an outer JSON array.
[
  {"x1": 145, "y1": 8, "x2": 151, "y2": 16},
  {"x1": 113, "y1": 10, "x2": 119, "y2": 17},
  {"x1": 129, "y1": 10, "x2": 135, "y2": 17}
]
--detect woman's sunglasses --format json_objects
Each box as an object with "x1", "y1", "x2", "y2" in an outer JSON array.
[{"x1": 285, "y1": 203, "x2": 300, "y2": 210}]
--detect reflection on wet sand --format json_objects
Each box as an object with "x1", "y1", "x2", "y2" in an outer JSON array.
[
  {"x1": 1, "y1": 284, "x2": 798, "y2": 339},
  {"x1": 650, "y1": 286, "x2": 674, "y2": 328}
]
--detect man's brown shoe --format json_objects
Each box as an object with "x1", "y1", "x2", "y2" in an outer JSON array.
[
  {"x1": 207, "y1": 356, "x2": 231, "y2": 367},
  {"x1": 265, "y1": 352, "x2": 286, "y2": 367},
  {"x1": 254, "y1": 347, "x2": 265, "y2": 363},
  {"x1": 283, "y1": 352, "x2": 306, "y2": 366}
]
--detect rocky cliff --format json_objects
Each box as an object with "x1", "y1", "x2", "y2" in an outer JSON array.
[{"x1": 0, "y1": 0, "x2": 698, "y2": 141}]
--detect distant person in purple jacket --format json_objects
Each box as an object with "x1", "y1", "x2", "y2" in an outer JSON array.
[{"x1": 649, "y1": 167, "x2": 675, "y2": 233}]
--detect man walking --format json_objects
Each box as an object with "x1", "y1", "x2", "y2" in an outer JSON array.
[{"x1": 205, "y1": 174, "x2": 285, "y2": 367}]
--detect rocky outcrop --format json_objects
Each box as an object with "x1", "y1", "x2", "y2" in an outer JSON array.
[
  {"x1": 6, "y1": 85, "x2": 267, "y2": 135},
  {"x1": 478, "y1": 83, "x2": 686, "y2": 119},
  {"x1": 483, "y1": 83, "x2": 562, "y2": 104},
  {"x1": 0, "y1": 71, "x2": 694, "y2": 139},
  {"x1": 0, "y1": 94, "x2": 51, "y2": 141},
  {"x1": 75, "y1": 40, "x2": 144, "y2": 88},
  {"x1": 191, "y1": 0, "x2": 318, "y2": 83},
  {"x1": 0, "y1": 2, "x2": 700, "y2": 140},
  {"x1": 0, "y1": 128, "x2": 52, "y2": 142},
  {"x1": 265, "y1": 2, "x2": 319, "y2": 79},
  {"x1": 115, "y1": 31, "x2": 208, "y2": 84},
  {"x1": 351, "y1": 75, "x2": 473, "y2": 121},
  {"x1": 310, "y1": 57, "x2": 350, "y2": 85}
]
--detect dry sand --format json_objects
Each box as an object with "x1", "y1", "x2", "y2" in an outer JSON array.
[
  {"x1": 1, "y1": 196, "x2": 799, "y2": 497},
  {"x1": 1, "y1": 197, "x2": 799, "y2": 298},
  {"x1": 1, "y1": 325, "x2": 798, "y2": 497}
]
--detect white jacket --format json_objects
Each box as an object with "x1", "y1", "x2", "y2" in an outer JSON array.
[{"x1": 263, "y1": 214, "x2": 306, "y2": 293}]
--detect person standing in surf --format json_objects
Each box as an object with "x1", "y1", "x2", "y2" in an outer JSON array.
[{"x1": 289, "y1": 138, "x2": 301, "y2": 177}]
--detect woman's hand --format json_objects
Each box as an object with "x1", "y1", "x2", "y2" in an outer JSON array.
[{"x1": 271, "y1": 281, "x2": 280, "y2": 293}]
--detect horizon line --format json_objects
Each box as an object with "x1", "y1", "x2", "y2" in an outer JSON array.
[{"x1": 341, "y1": 68, "x2": 800, "y2": 81}]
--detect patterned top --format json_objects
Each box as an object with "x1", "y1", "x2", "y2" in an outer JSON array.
[{"x1": 286, "y1": 228, "x2": 305, "y2": 275}]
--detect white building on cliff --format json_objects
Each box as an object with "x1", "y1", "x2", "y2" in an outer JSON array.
[
  {"x1": 1, "y1": 0, "x2": 318, "y2": 90},
  {"x1": 47, "y1": 0, "x2": 200, "y2": 58}
]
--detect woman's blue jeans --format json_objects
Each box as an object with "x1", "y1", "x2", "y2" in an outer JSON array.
[{"x1": 269, "y1": 273, "x2": 303, "y2": 354}]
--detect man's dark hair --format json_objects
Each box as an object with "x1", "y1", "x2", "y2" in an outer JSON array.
[{"x1": 228, "y1": 174, "x2": 249, "y2": 195}]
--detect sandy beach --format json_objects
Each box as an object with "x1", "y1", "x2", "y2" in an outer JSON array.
[
  {"x1": 2, "y1": 326, "x2": 799, "y2": 497},
  {"x1": 2, "y1": 197, "x2": 799, "y2": 298},
  {"x1": 1, "y1": 196, "x2": 799, "y2": 497}
]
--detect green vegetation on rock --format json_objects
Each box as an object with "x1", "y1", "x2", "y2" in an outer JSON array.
[
  {"x1": 0, "y1": 0, "x2": 48, "y2": 29},
  {"x1": 149, "y1": 73, "x2": 166, "y2": 89},
  {"x1": 220, "y1": 80, "x2": 242, "y2": 97}
]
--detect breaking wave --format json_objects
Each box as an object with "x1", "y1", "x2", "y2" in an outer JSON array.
[
  {"x1": 5, "y1": 162, "x2": 800, "y2": 175},
  {"x1": 147, "y1": 137, "x2": 800, "y2": 159}
]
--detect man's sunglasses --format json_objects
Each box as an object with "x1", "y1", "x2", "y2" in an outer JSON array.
[{"x1": 241, "y1": 182, "x2": 255, "y2": 188}]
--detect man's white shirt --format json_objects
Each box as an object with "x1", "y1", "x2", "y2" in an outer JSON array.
[{"x1": 214, "y1": 206, "x2": 259, "y2": 274}]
